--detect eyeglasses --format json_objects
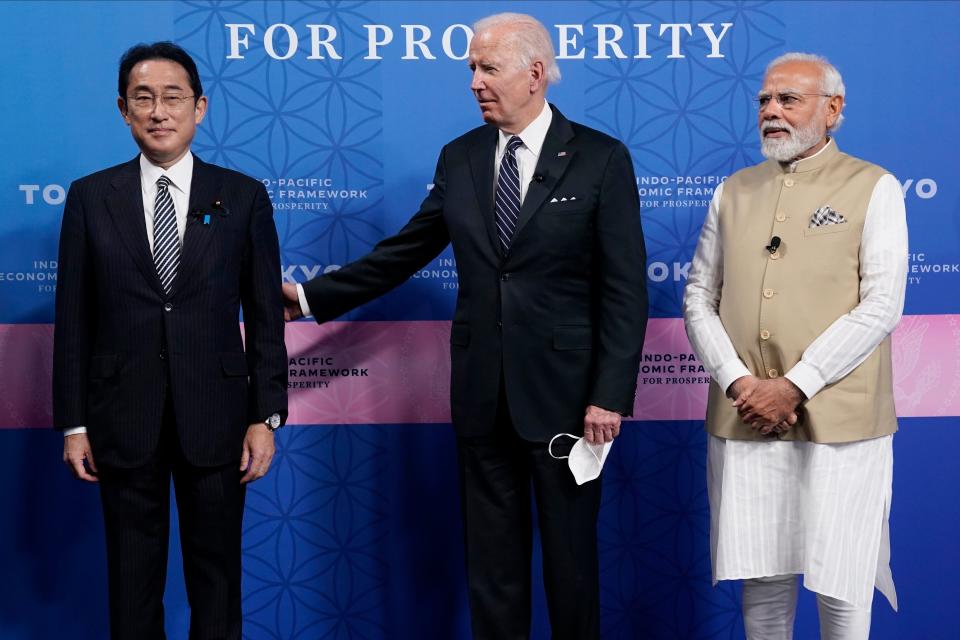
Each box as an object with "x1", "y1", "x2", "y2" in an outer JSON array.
[
  {"x1": 125, "y1": 94, "x2": 196, "y2": 112},
  {"x1": 754, "y1": 92, "x2": 833, "y2": 111}
]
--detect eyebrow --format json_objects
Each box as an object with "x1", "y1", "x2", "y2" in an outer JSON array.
[
  {"x1": 130, "y1": 83, "x2": 187, "y2": 92},
  {"x1": 757, "y1": 87, "x2": 805, "y2": 97}
]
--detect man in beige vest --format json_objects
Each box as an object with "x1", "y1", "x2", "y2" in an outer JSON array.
[{"x1": 684, "y1": 53, "x2": 907, "y2": 639}]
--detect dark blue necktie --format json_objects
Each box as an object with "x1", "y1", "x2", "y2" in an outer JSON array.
[
  {"x1": 495, "y1": 135, "x2": 524, "y2": 250},
  {"x1": 153, "y1": 175, "x2": 180, "y2": 294}
]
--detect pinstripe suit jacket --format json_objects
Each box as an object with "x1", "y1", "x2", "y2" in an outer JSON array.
[{"x1": 53, "y1": 155, "x2": 287, "y2": 467}]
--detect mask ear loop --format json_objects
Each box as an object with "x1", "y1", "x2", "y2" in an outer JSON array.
[{"x1": 548, "y1": 433, "x2": 580, "y2": 460}]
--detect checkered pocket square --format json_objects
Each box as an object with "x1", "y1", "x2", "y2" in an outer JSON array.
[{"x1": 809, "y1": 205, "x2": 847, "y2": 228}]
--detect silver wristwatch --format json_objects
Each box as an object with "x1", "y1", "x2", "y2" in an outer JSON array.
[{"x1": 265, "y1": 413, "x2": 282, "y2": 431}]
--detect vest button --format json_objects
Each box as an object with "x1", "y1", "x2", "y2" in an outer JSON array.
[
  {"x1": 768, "y1": 368, "x2": 779, "y2": 378},
  {"x1": 776, "y1": 213, "x2": 786, "y2": 222},
  {"x1": 762, "y1": 288, "x2": 774, "y2": 299},
  {"x1": 760, "y1": 329, "x2": 771, "y2": 340},
  {"x1": 784, "y1": 178, "x2": 795, "y2": 187}
]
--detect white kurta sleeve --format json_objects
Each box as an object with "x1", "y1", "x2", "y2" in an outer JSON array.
[
  {"x1": 683, "y1": 183, "x2": 752, "y2": 394},
  {"x1": 784, "y1": 174, "x2": 908, "y2": 399}
]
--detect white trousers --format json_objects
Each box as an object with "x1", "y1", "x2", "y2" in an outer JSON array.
[{"x1": 742, "y1": 574, "x2": 873, "y2": 640}]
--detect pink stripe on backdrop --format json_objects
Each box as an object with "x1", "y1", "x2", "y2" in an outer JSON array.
[{"x1": 3, "y1": 315, "x2": 960, "y2": 429}]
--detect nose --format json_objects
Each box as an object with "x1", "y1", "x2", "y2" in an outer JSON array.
[
  {"x1": 470, "y1": 69, "x2": 484, "y2": 92},
  {"x1": 149, "y1": 99, "x2": 170, "y2": 120},
  {"x1": 759, "y1": 98, "x2": 783, "y2": 120}
]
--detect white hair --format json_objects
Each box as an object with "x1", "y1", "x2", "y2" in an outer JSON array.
[
  {"x1": 473, "y1": 13, "x2": 561, "y2": 84},
  {"x1": 766, "y1": 52, "x2": 845, "y2": 130}
]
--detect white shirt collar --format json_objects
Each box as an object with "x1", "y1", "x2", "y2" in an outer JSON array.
[
  {"x1": 498, "y1": 101, "x2": 552, "y2": 157},
  {"x1": 139, "y1": 151, "x2": 194, "y2": 193}
]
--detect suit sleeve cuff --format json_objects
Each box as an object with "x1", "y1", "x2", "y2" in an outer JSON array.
[
  {"x1": 785, "y1": 361, "x2": 825, "y2": 400},
  {"x1": 296, "y1": 283, "x2": 313, "y2": 319},
  {"x1": 63, "y1": 426, "x2": 87, "y2": 437},
  {"x1": 715, "y1": 360, "x2": 753, "y2": 396}
]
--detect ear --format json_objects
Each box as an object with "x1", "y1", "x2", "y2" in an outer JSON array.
[
  {"x1": 825, "y1": 94, "x2": 844, "y2": 129},
  {"x1": 194, "y1": 95, "x2": 209, "y2": 125},
  {"x1": 529, "y1": 60, "x2": 545, "y2": 94},
  {"x1": 117, "y1": 97, "x2": 130, "y2": 125}
]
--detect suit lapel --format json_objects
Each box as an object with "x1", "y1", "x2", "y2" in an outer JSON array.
[
  {"x1": 106, "y1": 157, "x2": 167, "y2": 299},
  {"x1": 467, "y1": 126, "x2": 502, "y2": 255},
  {"x1": 173, "y1": 156, "x2": 220, "y2": 299},
  {"x1": 513, "y1": 105, "x2": 576, "y2": 241}
]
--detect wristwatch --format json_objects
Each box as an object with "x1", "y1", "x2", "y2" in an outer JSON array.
[{"x1": 265, "y1": 413, "x2": 282, "y2": 432}]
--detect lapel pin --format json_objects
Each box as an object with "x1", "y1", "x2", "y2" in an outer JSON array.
[
  {"x1": 557, "y1": 151, "x2": 567, "y2": 157},
  {"x1": 203, "y1": 214, "x2": 211, "y2": 225}
]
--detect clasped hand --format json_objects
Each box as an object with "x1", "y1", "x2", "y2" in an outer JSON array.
[
  {"x1": 728, "y1": 375, "x2": 803, "y2": 436},
  {"x1": 281, "y1": 283, "x2": 303, "y2": 321}
]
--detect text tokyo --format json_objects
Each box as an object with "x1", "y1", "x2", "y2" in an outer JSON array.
[{"x1": 225, "y1": 22, "x2": 734, "y2": 62}]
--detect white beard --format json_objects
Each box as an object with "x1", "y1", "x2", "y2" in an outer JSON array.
[{"x1": 760, "y1": 118, "x2": 826, "y2": 162}]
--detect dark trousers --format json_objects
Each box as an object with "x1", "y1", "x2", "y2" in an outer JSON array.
[
  {"x1": 98, "y1": 398, "x2": 246, "y2": 640},
  {"x1": 457, "y1": 389, "x2": 603, "y2": 640}
]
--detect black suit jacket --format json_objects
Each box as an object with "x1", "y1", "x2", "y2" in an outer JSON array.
[
  {"x1": 53, "y1": 155, "x2": 287, "y2": 467},
  {"x1": 302, "y1": 105, "x2": 647, "y2": 441}
]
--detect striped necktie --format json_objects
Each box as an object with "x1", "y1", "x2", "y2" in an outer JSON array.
[
  {"x1": 495, "y1": 135, "x2": 524, "y2": 250},
  {"x1": 153, "y1": 175, "x2": 180, "y2": 294}
]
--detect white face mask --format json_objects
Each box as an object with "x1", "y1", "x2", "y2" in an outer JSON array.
[{"x1": 548, "y1": 433, "x2": 613, "y2": 485}]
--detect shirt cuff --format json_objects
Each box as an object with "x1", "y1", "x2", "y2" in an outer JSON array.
[
  {"x1": 785, "y1": 360, "x2": 825, "y2": 400},
  {"x1": 296, "y1": 283, "x2": 313, "y2": 319},
  {"x1": 714, "y1": 360, "x2": 753, "y2": 396},
  {"x1": 63, "y1": 426, "x2": 87, "y2": 437}
]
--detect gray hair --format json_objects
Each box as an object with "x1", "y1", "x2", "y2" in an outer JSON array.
[
  {"x1": 766, "y1": 52, "x2": 845, "y2": 130},
  {"x1": 473, "y1": 13, "x2": 561, "y2": 84}
]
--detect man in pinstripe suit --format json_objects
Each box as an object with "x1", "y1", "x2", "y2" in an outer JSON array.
[{"x1": 53, "y1": 42, "x2": 287, "y2": 640}]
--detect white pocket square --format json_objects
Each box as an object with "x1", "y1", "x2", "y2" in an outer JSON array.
[{"x1": 809, "y1": 205, "x2": 846, "y2": 228}]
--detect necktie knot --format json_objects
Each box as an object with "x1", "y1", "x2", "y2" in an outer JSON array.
[
  {"x1": 506, "y1": 136, "x2": 523, "y2": 154},
  {"x1": 157, "y1": 175, "x2": 171, "y2": 190}
]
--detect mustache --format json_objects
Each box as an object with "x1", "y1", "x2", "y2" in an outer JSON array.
[{"x1": 761, "y1": 120, "x2": 794, "y2": 134}]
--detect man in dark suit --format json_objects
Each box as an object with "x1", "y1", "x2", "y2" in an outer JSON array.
[
  {"x1": 282, "y1": 13, "x2": 647, "y2": 639},
  {"x1": 54, "y1": 42, "x2": 287, "y2": 639}
]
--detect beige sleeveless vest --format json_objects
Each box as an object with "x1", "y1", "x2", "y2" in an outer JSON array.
[{"x1": 706, "y1": 141, "x2": 898, "y2": 443}]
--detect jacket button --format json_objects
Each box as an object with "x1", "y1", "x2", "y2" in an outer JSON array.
[
  {"x1": 770, "y1": 251, "x2": 781, "y2": 260},
  {"x1": 776, "y1": 212, "x2": 786, "y2": 222},
  {"x1": 784, "y1": 178, "x2": 795, "y2": 187},
  {"x1": 760, "y1": 329, "x2": 771, "y2": 340},
  {"x1": 497, "y1": 321, "x2": 503, "y2": 329},
  {"x1": 768, "y1": 368, "x2": 779, "y2": 378},
  {"x1": 163, "y1": 303, "x2": 173, "y2": 312},
  {"x1": 762, "y1": 288, "x2": 775, "y2": 299},
  {"x1": 160, "y1": 348, "x2": 168, "y2": 360},
  {"x1": 501, "y1": 272, "x2": 511, "y2": 281}
]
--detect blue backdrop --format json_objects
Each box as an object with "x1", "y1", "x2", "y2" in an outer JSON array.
[{"x1": 2, "y1": 2, "x2": 958, "y2": 638}]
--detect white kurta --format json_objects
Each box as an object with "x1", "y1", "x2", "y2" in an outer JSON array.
[{"x1": 708, "y1": 434, "x2": 897, "y2": 610}]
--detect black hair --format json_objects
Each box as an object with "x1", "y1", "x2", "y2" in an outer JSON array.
[{"x1": 118, "y1": 41, "x2": 203, "y2": 103}]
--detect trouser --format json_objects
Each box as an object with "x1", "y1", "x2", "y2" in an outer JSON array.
[
  {"x1": 742, "y1": 574, "x2": 873, "y2": 640},
  {"x1": 456, "y1": 386, "x2": 603, "y2": 640},
  {"x1": 98, "y1": 395, "x2": 246, "y2": 640}
]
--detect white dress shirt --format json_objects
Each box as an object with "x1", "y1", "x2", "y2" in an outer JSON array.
[
  {"x1": 494, "y1": 100, "x2": 553, "y2": 204},
  {"x1": 64, "y1": 152, "x2": 194, "y2": 438},
  {"x1": 296, "y1": 101, "x2": 554, "y2": 318},
  {"x1": 139, "y1": 151, "x2": 193, "y2": 251},
  {"x1": 683, "y1": 141, "x2": 909, "y2": 399}
]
